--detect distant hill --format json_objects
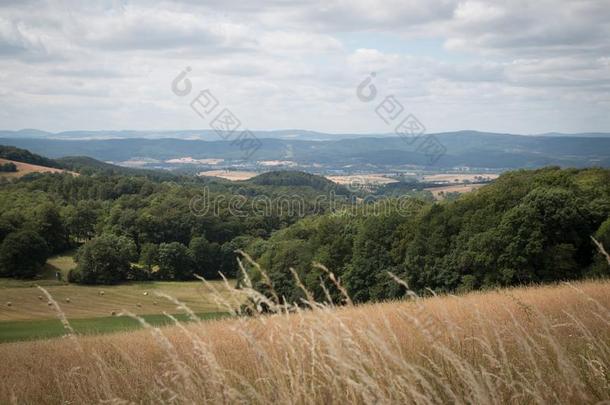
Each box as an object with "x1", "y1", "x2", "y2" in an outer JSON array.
[
  {"x1": 1, "y1": 130, "x2": 610, "y2": 168},
  {"x1": 0, "y1": 129, "x2": 392, "y2": 141},
  {"x1": 0, "y1": 145, "x2": 62, "y2": 168},
  {"x1": 0, "y1": 128, "x2": 608, "y2": 141},
  {"x1": 248, "y1": 170, "x2": 349, "y2": 193},
  {"x1": 0, "y1": 157, "x2": 72, "y2": 179},
  {"x1": 56, "y1": 156, "x2": 176, "y2": 180}
]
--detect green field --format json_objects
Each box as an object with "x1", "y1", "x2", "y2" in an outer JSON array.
[
  {"x1": 0, "y1": 254, "x2": 239, "y2": 343},
  {"x1": 0, "y1": 311, "x2": 228, "y2": 343}
]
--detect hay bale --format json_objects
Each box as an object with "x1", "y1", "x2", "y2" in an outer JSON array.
[
  {"x1": 143, "y1": 292, "x2": 148, "y2": 296},
  {"x1": 65, "y1": 298, "x2": 71, "y2": 303},
  {"x1": 111, "y1": 311, "x2": 116, "y2": 316},
  {"x1": 6, "y1": 302, "x2": 11, "y2": 307}
]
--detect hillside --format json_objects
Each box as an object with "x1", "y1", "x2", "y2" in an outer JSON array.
[
  {"x1": 0, "y1": 145, "x2": 62, "y2": 168},
  {"x1": 0, "y1": 280, "x2": 608, "y2": 403},
  {"x1": 247, "y1": 167, "x2": 610, "y2": 303},
  {"x1": 248, "y1": 170, "x2": 350, "y2": 194},
  {"x1": 0, "y1": 157, "x2": 72, "y2": 179},
  {"x1": 56, "y1": 156, "x2": 177, "y2": 180},
  {"x1": 2, "y1": 131, "x2": 610, "y2": 168}
]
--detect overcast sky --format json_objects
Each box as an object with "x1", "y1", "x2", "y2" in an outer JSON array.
[{"x1": 1, "y1": 0, "x2": 609, "y2": 134}]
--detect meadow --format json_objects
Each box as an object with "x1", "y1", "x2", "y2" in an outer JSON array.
[
  {"x1": 0, "y1": 258, "x2": 235, "y2": 343},
  {"x1": 0, "y1": 278, "x2": 608, "y2": 404},
  {"x1": 0, "y1": 157, "x2": 73, "y2": 179}
]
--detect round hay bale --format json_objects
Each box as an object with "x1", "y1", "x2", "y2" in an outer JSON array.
[
  {"x1": 65, "y1": 298, "x2": 71, "y2": 303},
  {"x1": 143, "y1": 291, "x2": 148, "y2": 296},
  {"x1": 6, "y1": 302, "x2": 11, "y2": 307},
  {"x1": 99, "y1": 291, "x2": 105, "y2": 296},
  {"x1": 111, "y1": 311, "x2": 117, "y2": 316},
  {"x1": 47, "y1": 302, "x2": 52, "y2": 306}
]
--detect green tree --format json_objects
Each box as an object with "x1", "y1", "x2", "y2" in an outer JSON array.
[
  {"x1": 140, "y1": 242, "x2": 159, "y2": 271},
  {"x1": 189, "y1": 236, "x2": 218, "y2": 279},
  {"x1": 63, "y1": 201, "x2": 98, "y2": 241},
  {"x1": 31, "y1": 203, "x2": 69, "y2": 253},
  {"x1": 74, "y1": 234, "x2": 137, "y2": 284},
  {"x1": 0, "y1": 162, "x2": 17, "y2": 172},
  {"x1": 158, "y1": 242, "x2": 194, "y2": 280},
  {"x1": 0, "y1": 231, "x2": 49, "y2": 278}
]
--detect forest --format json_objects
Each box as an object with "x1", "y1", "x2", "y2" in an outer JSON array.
[{"x1": 0, "y1": 146, "x2": 609, "y2": 304}]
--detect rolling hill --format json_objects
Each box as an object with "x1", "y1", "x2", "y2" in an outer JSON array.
[
  {"x1": 1, "y1": 130, "x2": 609, "y2": 168},
  {"x1": 0, "y1": 158, "x2": 72, "y2": 179}
]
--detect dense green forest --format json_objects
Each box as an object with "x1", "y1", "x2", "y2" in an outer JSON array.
[
  {"x1": 243, "y1": 167, "x2": 610, "y2": 303},
  {"x1": 0, "y1": 149, "x2": 355, "y2": 284},
  {"x1": 0, "y1": 145, "x2": 62, "y2": 169},
  {"x1": 0, "y1": 146, "x2": 608, "y2": 304}
]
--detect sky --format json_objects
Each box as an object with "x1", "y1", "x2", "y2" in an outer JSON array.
[{"x1": 0, "y1": 0, "x2": 609, "y2": 134}]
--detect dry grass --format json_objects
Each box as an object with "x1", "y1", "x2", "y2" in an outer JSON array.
[
  {"x1": 197, "y1": 170, "x2": 259, "y2": 181},
  {"x1": 326, "y1": 174, "x2": 399, "y2": 186},
  {"x1": 426, "y1": 183, "x2": 487, "y2": 199},
  {"x1": 422, "y1": 173, "x2": 500, "y2": 183},
  {"x1": 0, "y1": 280, "x2": 233, "y2": 321},
  {"x1": 0, "y1": 158, "x2": 75, "y2": 179},
  {"x1": 0, "y1": 275, "x2": 608, "y2": 404}
]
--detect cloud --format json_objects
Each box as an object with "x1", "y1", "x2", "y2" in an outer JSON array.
[{"x1": 0, "y1": 0, "x2": 608, "y2": 133}]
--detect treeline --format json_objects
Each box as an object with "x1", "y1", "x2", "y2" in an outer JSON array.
[
  {"x1": 0, "y1": 145, "x2": 61, "y2": 168},
  {"x1": 0, "y1": 169, "x2": 349, "y2": 283},
  {"x1": 0, "y1": 162, "x2": 17, "y2": 172},
  {"x1": 243, "y1": 167, "x2": 610, "y2": 303}
]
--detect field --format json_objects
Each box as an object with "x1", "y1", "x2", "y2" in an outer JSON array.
[
  {"x1": 426, "y1": 183, "x2": 487, "y2": 199},
  {"x1": 198, "y1": 170, "x2": 259, "y2": 181},
  {"x1": 422, "y1": 173, "x2": 500, "y2": 183},
  {"x1": 0, "y1": 279, "x2": 235, "y2": 342},
  {"x1": 326, "y1": 174, "x2": 399, "y2": 186},
  {"x1": 0, "y1": 279, "x2": 608, "y2": 404},
  {"x1": 0, "y1": 158, "x2": 74, "y2": 179}
]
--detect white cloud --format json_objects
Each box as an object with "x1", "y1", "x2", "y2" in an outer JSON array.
[{"x1": 0, "y1": 0, "x2": 609, "y2": 133}]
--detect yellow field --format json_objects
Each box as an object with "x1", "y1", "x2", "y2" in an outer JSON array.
[
  {"x1": 0, "y1": 158, "x2": 75, "y2": 179},
  {"x1": 1, "y1": 279, "x2": 608, "y2": 404},
  {"x1": 426, "y1": 183, "x2": 487, "y2": 199},
  {"x1": 326, "y1": 174, "x2": 399, "y2": 187},
  {"x1": 198, "y1": 170, "x2": 259, "y2": 181},
  {"x1": 0, "y1": 280, "x2": 234, "y2": 321},
  {"x1": 422, "y1": 173, "x2": 500, "y2": 183}
]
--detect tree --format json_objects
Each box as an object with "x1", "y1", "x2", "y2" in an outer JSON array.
[
  {"x1": 74, "y1": 234, "x2": 137, "y2": 284},
  {"x1": 32, "y1": 203, "x2": 69, "y2": 253},
  {"x1": 140, "y1": 243, "x2": 159, "y2": 271},
  {"x1": 158, "y1": 242, "x2": 193, "y2": 280},
  {"x1": 345, "y1": 215, "x2": 402, "y2": 302},
  {"x1": 590, "y1": 217, "x2": 610, "y2": 275},
  {"x1": 189, "y1": 236, "x2": 218, "y2": 279},
  {"x1": 0, "y1": 231, "x2": 49, "y2": 278},
  {"x1": 0, "y1": 162, "x2": 17, "y2": 172},
  {"x1": 63, "y1": 201, "x2": 98, "y2": 241}
]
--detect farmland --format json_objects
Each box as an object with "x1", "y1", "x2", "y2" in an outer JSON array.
[
  {"x1": 0, "y1": 157, "x2": 73, "y2": 179},
  {"x1": 0, "y1": 279, "x2": 608, "y2": 404},
  {"x1": 0, "y1": 278, "x2": 235, "y2": 342}
]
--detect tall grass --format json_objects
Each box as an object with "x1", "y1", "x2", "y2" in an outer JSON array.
[{"x1": 0, "y1": 259, "x2": 608, "y2": 404}]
